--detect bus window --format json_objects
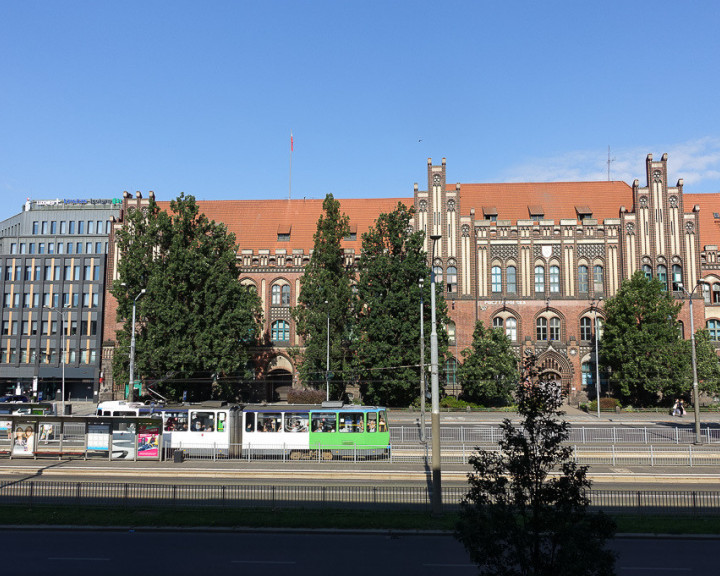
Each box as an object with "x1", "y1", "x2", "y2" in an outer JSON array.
[
  {"x1": 217, "y1": 412, "x2": 226, "y2": 432},
  {"x1": 378, "y1": 410, "x2": 388, "y2": 432},
  {"x1": 245, "y1": 412, "x2": 255, "y2": 432},
  {"x1": 367, "y1": 412, "x2": 377, "y2": 433},
  {"x1": 339, "y1": 413, "x2": 364, "y2": 432},
  {"x1": 257, "y1": 413, "x2": 281, "y2": 432},
  {"x1": 284, "y1": 412, "x2": 309, "y2": 432},
  {"x1": 164, "y1": 411, "x2": 188, "y2": 432},
  {"x1": 312, "y1": 412, "x2": 336, "y2": 433},
  {"x1": 191, "y1": 411, "x2": 215, "y2": 432}
]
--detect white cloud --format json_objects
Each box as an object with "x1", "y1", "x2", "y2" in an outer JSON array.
[{"x1": 496, "y1": 137, "x2": 720, "y2": 193}]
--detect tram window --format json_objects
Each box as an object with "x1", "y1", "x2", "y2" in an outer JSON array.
[
  {"x1": 284, "y1": 412, "x2": 309, "y2": 432},
  {"x1": 217, "y1": 412, "x2": 226, "y2": 432},
  {"x1": 378, "y1": 410, "x2": 388, "y2": 432},
  {"x1": 366, "y1": 412, "x2": 377, "y2": 433},
  {"x1": 245, "y1": 412, "x2": 255, "y2": 432},
  {"x1": 339, "y1": 413, "x2": 364, "y2": 433},
  {"x1": 311, "y1": 412, "x2": 337, "y2": 433},
  {"x1": 164, "y1": 411, "x2": 188, "y2": 432},
  {"x1": 257, "y1": 412, "x2": 282, "y2": 432},
  {"x1": 115, "y1": 411, "x2": 136, "y2": 416},
  {"x1": 191, "y1": 411, "x2": 215, "y2": 432}
]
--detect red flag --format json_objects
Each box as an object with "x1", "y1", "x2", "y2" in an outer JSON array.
[{"x1": 291, "y1": 132, "x2": 293, "y2": 152}]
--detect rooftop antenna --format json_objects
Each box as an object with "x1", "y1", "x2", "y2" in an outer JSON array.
[{"x1": 607, "y1": 145, "x2": 615, "y2": 181}]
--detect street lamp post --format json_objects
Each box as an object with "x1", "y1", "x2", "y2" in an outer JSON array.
[
  {"x1": 678, "y1": 283, "x2": 703, "y2": 444},
  {"x1": 325, "y1": 300, "x2": 330, "y2": 402},
  {"x1": 591, "y1": 298, "x2": 603, "y2": 419},
  {"x1": 128, "y1": 289, "x2": 146, "y2": 401},
  {"x1": 46, "y1": 306, "x2": 67, "y2": 415},
  {"x1": 419, "y1": 278, "x2": 426, "y2": 443},
  {"x1": 429, "y1": 233, "x2": 442, "y2": 514}
]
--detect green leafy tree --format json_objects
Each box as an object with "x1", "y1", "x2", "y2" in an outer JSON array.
[
  {"x1": 292, "y1": 194, "x2": 355, "y2": 399},
  {"x1": 692, "y1": 329, "x2": 720, "y2": 396},
  {"x1": 601, "y1": 271, "x2": 688, "y2": 406},
  {"x1": 459, "y1": 321, "x2": 519, "y2": 406},
  {"x1": 456, "y1": 353, "x2": 616, "y2": 576},
  {"x1": 112, "y1": 194, "x2": 262, "y2": 399},
  {"x1": 354, "y1": 203, "x2": 449, "y2": 406}
]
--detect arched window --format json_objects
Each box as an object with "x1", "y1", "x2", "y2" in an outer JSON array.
[
  {"x1": 593, "y1": 265, "x2": 604, "y2": 293},
  {"x1": 580, "y1": 317, "x2": 592, "y2": 341},
  {"x1": 581, "y1": 361, "x2": 593, "y2": 387},
  {"x1": 657, "y1": 265, "x2": 667, "y2": 290},
  {"x1": 493, "y1": 317, "x2": 504, "y2": 330},
  {"x1": 578, "y1": 265, "x2": 589, "y2": 293},
  {"x1": 536, "y1": 317, "x2": 547, "y2": 340},
  {"x1": 672, "y1": 265, "x2": 683, "y2": 291},
  {"x1": 281, "y1": 284, "x2": 290, "y2": 306},
  {"x1": 549, "y1": 317, "x2": 561, "y2": 341},
  {"x1": 447, "y1": 266, "x2": 457, "y2": 294},
  {"x1": 444, "y1": 358, "x2": 458, "y2": 396},
  {"x1": 534, "y1": 266, "x2": 545, "y2": 293},
  {"x1": 271, "y1": 320, "x2": 290, "y2": 342},
  {"x1": 707, "y1": 319, "x2": 720, "y2": 341},
  {"x1": 447, "y1": 321, "x2": 456, "y2": 345},
  {"x1": 491, "y1": 266, "x2": 502, "y2": 293},
  {"x1": 271, "y1": 284, "x2": 281, "y2": 305},
  {"x1": 550, "y1": 265, "x2": 560, "y2": 294},
  {"x1": 643, "y1": 264, "x2": 652, "y2": 280},
  {"x1": 713, "y1": 284, "x2": 720, "y2": 304},
  {"x1": 507, "y1": 266, "x2": 517, "y2": 294},
  {"x1": 506, "y1": 317, "x2": 517, "y2": 341}
]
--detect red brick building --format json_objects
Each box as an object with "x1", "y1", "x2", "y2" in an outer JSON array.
[{"x1": 101, "y1": 153, "x2": 720, "y2": 403}]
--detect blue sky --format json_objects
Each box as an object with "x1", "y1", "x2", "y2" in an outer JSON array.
[{"x1": 2, "y1": 1, "x2": 719, "y2": 223}]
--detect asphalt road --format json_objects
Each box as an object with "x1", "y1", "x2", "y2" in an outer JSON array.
[{"x1": 1, "y1": 529, "x2": 718, "y2": 576}]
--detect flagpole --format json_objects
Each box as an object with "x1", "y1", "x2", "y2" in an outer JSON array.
[{"x1": 289, "y1": 132, "x2": 293, "y2": 200}]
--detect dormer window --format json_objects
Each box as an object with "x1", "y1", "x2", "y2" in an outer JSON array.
[
  {"x1": 528, "y1": 205, "x2": 544, "y2": 219},
  {"x1": 576, "y1": 205, "x2": 592, "y2": 222},
  {"x1": 344, "y1": 223, "x2": 358, "y2": 241},
  {"x1": 483, "y1": 206, "x2": 498, "y2": 221},
  {"x1": 277, "y1": 224, "x2": 291, "y2": 242}
]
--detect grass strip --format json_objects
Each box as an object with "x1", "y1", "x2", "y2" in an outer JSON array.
[{"x1": 1, "y1": 505, "x2": 719, "y2": 534}]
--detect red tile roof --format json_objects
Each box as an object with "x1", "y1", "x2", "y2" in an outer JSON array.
[
  {"x1": 453, "y1": 181, "x2": 633, "y2": 222},
  {"x1": 685, "y1": 193, "x2": 720, "y2": 248},
  {"x1": 156, "y1": 198, "x2": 411, "y2": 253}
]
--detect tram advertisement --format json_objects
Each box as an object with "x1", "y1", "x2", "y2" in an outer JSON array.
[
  {"x1": 11, "y1": 422, "x2": 35, "y2": 456},
  {"x1": 138, "y1": 423, "x2": 160, "y2": 458}
]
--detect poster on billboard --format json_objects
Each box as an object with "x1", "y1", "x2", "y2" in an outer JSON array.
[
  {"x1": 87, "y1": 423, "x2": 111, "y2": 451},
  {"x1": 111, "y1": 423, "x2": 136, "y2": 460},
  {"x1": 137, "y1": 423, "x2": 160, "y2": 459},
  {"x1": 11, "y1": 422, "x2": 35, "y2": 457}
]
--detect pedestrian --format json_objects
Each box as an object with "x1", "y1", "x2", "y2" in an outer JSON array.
[
  {"x1": 672, "y1": 399, "x2": 680, "y2": 417},
  {"x1": 679, "y1": 400, "x2": 685, "y2": 417}
]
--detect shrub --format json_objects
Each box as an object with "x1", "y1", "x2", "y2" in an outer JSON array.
[
  {"x1": 587, "y1": 397, "x2": 622, "y2": 412},
  {"x1": 287, "y1": 388, "x2": 326, "y2": 405}
]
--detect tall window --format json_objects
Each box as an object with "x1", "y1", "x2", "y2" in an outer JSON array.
[
  {"x1": 447, "y1": 321, "x2": 456, "y2": 345},
  {"x1": 281, "y1": 284, "x2": 290, "y2": 305},
  {"x1": 708, "y1": 319, "x2": 720, "y2": 341},
  {"x1": 714, "y1": 284, "x2": 720, "y2": 304},
  {"x1": 507, "y1": 266, "x2": 517, "y2": 294},
  {"x1": 582, "y1": 362, "x2": 592, "y2": 387},
  {"x1": 271, "y1": 320, "x2": 290, "y2": 342},
  {"x1": 444, "y1": 358, "x2": 458, "y2": 396},
  {"x1": 493, "y1": 317, "x2": 503, "y2": 330},
  {"x1": 549, "y1": 265, "x2": 560, "y2": 293},
  {"x1": 578, "y1": 265, "x2": 589, "y2": 293},
  {"x1": 703, "y1": 283, "x2": 711, "y2": 304},
  {"x1": 593, "y1": 265, "x2": 604, "y2": 293},
  {"x1": 549, "y1": 317, "x2": 560, "y2": 341},
  {"x1": 271, "y1": 284, "x2": 281, "y2": 305},
  {"x1": 657, "y1": 265, "x2": 667, "y2": 290},
  {"x1": 536, "y1": 317, "x2": 547, "y2": 340},
  {"x1": 446, "y1": 266, "x2": 457, "y2": 294},
  {"x1": 534, "y1": 266, "x2": 545, "y2": 293},
  {"x1": 580, "y1": 317, "x2": 592, "y2": 341},
  {"x1": 506, "y1": 317, "x2": 517, "y2": 341},
  {"x1": 491, "y1": 266, "x2": 502, "y2": 293},
  {"x1": 672, "y1": 264, "x2": 682, "y2": 291}
]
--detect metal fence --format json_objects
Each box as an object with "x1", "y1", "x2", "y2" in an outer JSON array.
[
  {"x1": 391, "y1": 425, "x2": 720, "y2": 445},
  {"x1": 1, "y1": 480, "x2": 720, "y2": 515}
]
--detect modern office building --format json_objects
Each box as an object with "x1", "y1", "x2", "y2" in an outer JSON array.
[
  {"x1": 0, "y1": 197, "x2": 121, "y2": 403},
  {"x1": 101, "y1": 154, "x2": 720, "y2": 403}
]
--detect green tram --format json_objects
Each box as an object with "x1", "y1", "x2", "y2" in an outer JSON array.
[{"x1": 241, "y1": 402, "x2": 390, "y2": 459}]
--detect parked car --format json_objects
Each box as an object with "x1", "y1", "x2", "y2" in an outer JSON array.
[{"x1": 0, "y1": 395, "x2": 30, "y2": 403}]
